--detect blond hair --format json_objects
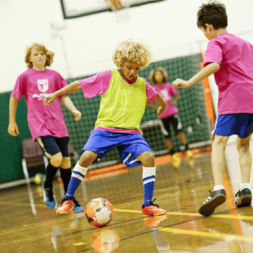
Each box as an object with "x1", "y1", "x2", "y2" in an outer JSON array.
[
  {"x1": 113, "y1": 39, "x2": 153, "y2": 69},
  {"x1": 25, "y1": 43, "x2": 55, "y2": 68},
  {"x1": 149, "y1": 67, "x2": 168, "y2": 84}
]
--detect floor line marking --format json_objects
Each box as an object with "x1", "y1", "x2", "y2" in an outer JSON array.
[
  {"x1": 0, "y1": 201, "x2": 46, "y2": 208},
  {"x1": 113, "y1": 208, "x2": 253, "y2": 220},
  {"x1": 159, "y1": 227, "x2": 253, "y2": 243}
]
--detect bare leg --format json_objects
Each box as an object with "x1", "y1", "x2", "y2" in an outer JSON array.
[
  {"x1": 165, "y1": 138, "x2": 173, "y2": 150},
  {"x1": 211, "y1": 135, "x2": 230, "y2": 185},
  {"x1": 177, "y1": 131, "x2": 188, "y2": 146},
  {"x1": 236, "y1": 134, "x2": 252, "y2": 183}
]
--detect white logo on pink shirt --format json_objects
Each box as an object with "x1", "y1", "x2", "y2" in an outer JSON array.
[
  {"x1": 38, "y1": 79, "x2": 49, "y2": 92},
  {"x1": 33, "y1": 93, "x2": 50, "y2": 100},
  {"x1": 160, "y1": 89, "x2": 171, "y2": 102}
]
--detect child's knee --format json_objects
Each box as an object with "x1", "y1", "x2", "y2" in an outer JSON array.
[
  {"x1": 79, "y1": 151, "x2": 98, "y2": 167},
  {"x1": 212, "y1": 136, "x2": 228, "y2": 148},
  {"x1": 60, "y1": 157, "x2": 71, "y2": 168},
  {"x1": 50, "y1": 152, "x2": 63, "y2": 167},
  {"x1": 236, "y1": 139, "x2": 250, "y2": 151},
  {"x1": 141, "y1": 151, "x2": 155, "y2": 166}
]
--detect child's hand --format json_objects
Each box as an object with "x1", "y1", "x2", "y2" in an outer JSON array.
[
  {"x1": 72, "y1": 109, "x2": 82, "y2": 121},
  {"x1": 8, "y1": 122, "x2": 19, "y2": 136},
  {"x1": 172, "y1": 79, "x2": 190, "y2": 89},
  {"x1": 157, "y1": 106, "x2": 166, "y2": 117},
  {"x1": 44, "y1": 93, "x2": 57, "y2": 106}
]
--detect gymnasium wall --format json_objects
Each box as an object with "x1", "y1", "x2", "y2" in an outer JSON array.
[{"x1": 0, "y1": 92, "x2": 32, "y2": 184}]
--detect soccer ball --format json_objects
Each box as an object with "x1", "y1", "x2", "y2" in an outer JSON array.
[
  {"x1": 90, "y1": 228, "x2": 120, "y2": 253},
  {"x1": 34, "y1": 173, "x2": 45, "y2": 185},
  {"x1": 85, "y1": 198, "x2": 114, "y2": 228}
]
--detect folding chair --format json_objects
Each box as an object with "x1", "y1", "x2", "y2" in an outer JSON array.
[{"x1": 22, "y1": 138, "x2": 48, "y2": 184}]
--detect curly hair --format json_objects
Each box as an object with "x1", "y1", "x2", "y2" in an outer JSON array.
[
  {"x1": 197, "y1": 1, "x2": 227, "y2": 30},
  {"x1": 149, "y1": 67, "x2": 168, "y2": 85},
  {"x1": 113, "y1": 39, "x2": 153, "y2": 69},
  {"x1": 25, "y1": 43, "x2": 55, "y2": 68}
]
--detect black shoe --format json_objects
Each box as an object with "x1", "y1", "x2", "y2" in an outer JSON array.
[
  {"x1": 235, "y1": 188, "x2": 252, "y2": 208},
  {"x1": 199, "y1": 189, "x2": 226, "y2": 216}
]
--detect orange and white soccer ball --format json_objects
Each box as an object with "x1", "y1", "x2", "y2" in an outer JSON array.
[
  {"x1": 85, "y1": 198, "x2": 114, "y2": 228},
  {"x1": 90, "y1": 228, "x2": 120, "y2": 253}
]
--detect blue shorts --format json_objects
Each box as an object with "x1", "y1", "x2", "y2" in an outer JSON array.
[
  {"x1": 37, "y1": 136, "x2": 69, "y2": 158},
  {"x1": 212, "y1": 114, "x2": 253, "y2": 138},
  {"x1": 82, "y1": 130, "x2": 152, "y2": 167}
]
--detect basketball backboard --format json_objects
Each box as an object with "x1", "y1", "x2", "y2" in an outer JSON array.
[{"x1": 60, "y1": 0, "x2": 166, "y2": 19}]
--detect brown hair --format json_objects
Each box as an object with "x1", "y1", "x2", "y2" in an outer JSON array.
[
  {"x1": 197, "y1": 1, "x2": 227, "y2": 30},
  {"x1": 25, "y1": 43, "x2": 55, "y2": 68},
  {"x1": 149, "y1": 67, "x2": 168, "y2": 84}
]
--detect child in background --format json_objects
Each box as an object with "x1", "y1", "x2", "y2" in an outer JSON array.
[
  {"x1": 147, "y1": 67, "x2": 193, "y2": 161},
  {"x1": 8, "y1": 43, "x2": 83, "y2": 212},
  {"x1": 173, "y1": 1, "x2": 253, "y2": 216},
  {"x1": 44, "y1": 39, "x2": 167, "y2": 216}
]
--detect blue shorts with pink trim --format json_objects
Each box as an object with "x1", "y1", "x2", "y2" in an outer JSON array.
[
  {"x1": 212, "y1": 113, "x2": 253, "y2": 138},
  {"x1": 82, "y1": 130, "x2": 152, "y2": 167}
]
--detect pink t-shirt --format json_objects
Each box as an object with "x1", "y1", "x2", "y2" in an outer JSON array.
[
  {"x1": 153, "y1": 83, "x2": 179, "y2": 118},
  {"x1": 11, "y1": 68, "x2": 68, "y2": 140},
  {"x1": 204, "y1": 33, "x2": 253, "y2": 115},
  {"x1": 79, "y1": 70, "x2": 157, "y2": 134}
]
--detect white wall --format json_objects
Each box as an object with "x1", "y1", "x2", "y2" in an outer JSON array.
[{"x1": 1, "y1": 0, "x2": 253, "y2": 93}]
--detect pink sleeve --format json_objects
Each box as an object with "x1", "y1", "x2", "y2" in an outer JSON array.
[
  {"x1": 79, "y1": 71, "x2": 111, "y2": 99},
  {"x1": 56, "y1": 73, "x2": 68, "y2": 98},
  {"x1": 143, "y1": 78, "x2": 157, "y2": 103},
  {"x1": 11, "y1": 73, "x2": 26, "y2": 99},
  {"x1": 168, "y1": 83, "x2": 177, "y2": 96},
  {"x1": 204, "y1": 40, "x2": 223, "y2": 66}
]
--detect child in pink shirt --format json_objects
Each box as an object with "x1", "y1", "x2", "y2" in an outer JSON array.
[
  {"x1": 173, "y1": 2, "x2": 253, "y2": 216},
  {"x1": 8, "y1": 43, "x2": 83, "y2": 212},
  {"x1": 147, "y1": 67, "x2": 193, "y2": 162}
]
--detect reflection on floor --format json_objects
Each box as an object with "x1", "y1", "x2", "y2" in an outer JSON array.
[{"x1": 1, "y1": 150, "x2": 253, "y2": 253}]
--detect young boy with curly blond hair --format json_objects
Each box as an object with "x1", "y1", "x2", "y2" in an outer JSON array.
[
  {"x1": 173, "y1": 1, "x2": 253, "y2": 216},
  {"x1": 8, "y1": 43, "x2": 84, "y2": 212},
  {"x1": 44, "y1": 39, "x2": 167, "y2": 216},
  {"x1": 148, "y1": 67, "x2": 193, "y2": 161}
]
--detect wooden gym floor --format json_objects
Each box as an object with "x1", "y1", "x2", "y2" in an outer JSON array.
[{"x1": 1, "y1": 143, "x2": 253, "y2": 253}]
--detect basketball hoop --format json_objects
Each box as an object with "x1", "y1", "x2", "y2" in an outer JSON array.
[
  {"x1": 106, "y1": 0, "x2": 123, "y2": 9},
  {"x1": 105, "y1": 0, "x2": 130, "y2": 22}
]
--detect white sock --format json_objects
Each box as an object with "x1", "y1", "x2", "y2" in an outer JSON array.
[
  {"x1": 240, "y1": 183, "x2": 251, "y2": 191},
  {"x1": 213, "y1": 185, "x2": 225, "y2": 191},
  {"x1": 143, "y1": 166, "x2": 156, "y2": 179},
  {"x1": 73, "y1": 161, "x2": 88, "y2": 178}
]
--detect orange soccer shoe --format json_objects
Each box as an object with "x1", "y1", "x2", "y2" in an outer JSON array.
[
  {"x1": 142, "y1": 199, "x2": 166, "y2": 216},
  {"x1": 56, "y1": 196, "x2": 74, "y2": 214}
]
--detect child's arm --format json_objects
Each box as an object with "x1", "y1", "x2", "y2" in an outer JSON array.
[
  {"x1": 170, "y1": 93, "x2": 179, "y2": 105},
  {"x1": 60, "y1": 95, "x2": 82, "y2": 121},
  {"x1": 8, "y1": 96, "x2": 19, "y2": 136},
  {"x1": 44, "y1": 81, "x2": 81, "y2": 106},
  {"x1": 156, "y1": 92, "x2": 167, "y2": 117},
  {"x1": 173, "y1": 62, "x2": 220, "y2": 89},
  {"x1": 146, "y1": 102, "x2": 159, "y2": 110}
]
